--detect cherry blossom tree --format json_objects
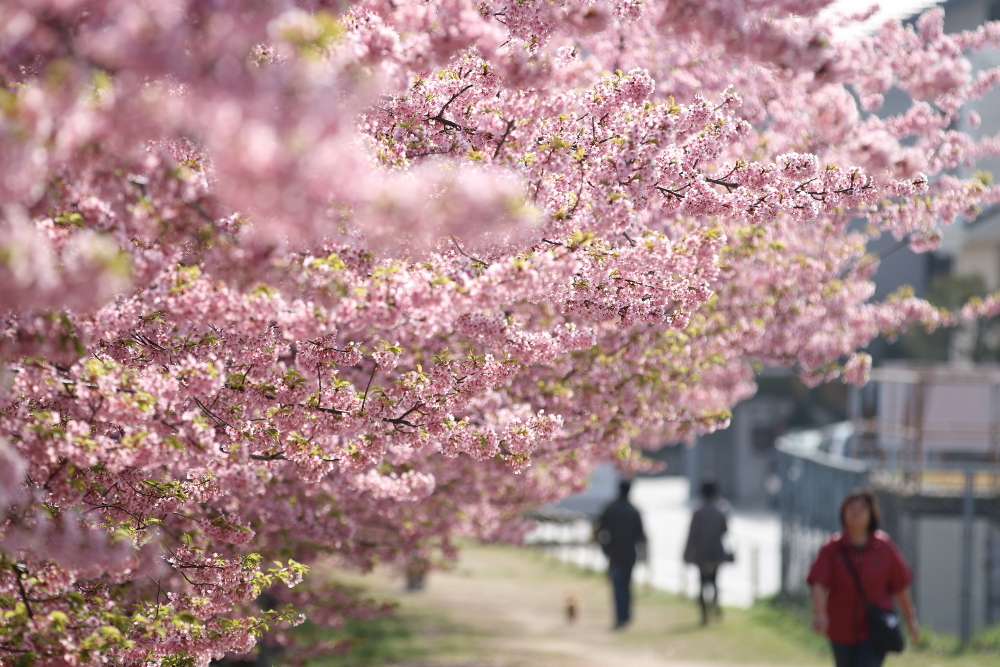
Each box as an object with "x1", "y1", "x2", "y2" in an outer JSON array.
[{"x1": 3, "y1": 1, "x2": 1000, "y2": 664}]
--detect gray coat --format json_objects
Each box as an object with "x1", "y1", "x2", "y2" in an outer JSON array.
[{"x1": 683, "y1": 500, "x2": 730, "y2": 566}]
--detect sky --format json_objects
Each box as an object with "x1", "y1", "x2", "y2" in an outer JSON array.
[{"x1": 820, "y1": 0, "x2": 947, "y2": 36}]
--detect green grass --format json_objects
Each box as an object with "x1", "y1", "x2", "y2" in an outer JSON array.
[
  {"x1": 294, "y1": 615, "x2": 420, "y2": 666},
  {"x1": 745, "y1": 598, "x2": 831, "y2": 657},
  {"x1": 298, "y1": 610, "x2": 482, "y2": 666},
  {"x1": 755, "y1": 597, "x2": 1000, "y2": 667},
  {"x1": 883, "y1": 622, "x2": 1000, "y2": 666}
]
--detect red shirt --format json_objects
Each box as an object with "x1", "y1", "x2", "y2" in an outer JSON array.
[{"x1": 806, "y1": 531, "x2": 913, "y2": 645}]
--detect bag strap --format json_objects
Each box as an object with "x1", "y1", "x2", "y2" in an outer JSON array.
[{"x1": 838, "y1": 543, "x2": 871, "y2": 606}]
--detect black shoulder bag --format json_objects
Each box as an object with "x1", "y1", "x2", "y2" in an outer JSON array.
[{"x1": 839, "y1": 547, "x2": 905, "y2": 654}]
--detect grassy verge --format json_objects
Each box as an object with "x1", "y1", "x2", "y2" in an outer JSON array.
[
  {"x1": 883, "y1": 622, "x2": 1000, "y2": 666},
  {"x1": 297, "y1": 604, "x2": 490, "y2": 667}
]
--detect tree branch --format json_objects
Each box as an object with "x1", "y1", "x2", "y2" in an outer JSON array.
[
  {"x1": 450, "y1": 237, "x2": 489, "y2": 267},
  {"x1": 360, "y1": 364, "x2": 377, "y2": 413},
  {"x1": 493, "y1": 119, "x2": 516, "y2": 160}
]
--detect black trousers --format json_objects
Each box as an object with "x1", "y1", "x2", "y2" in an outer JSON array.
[
  {"x1": 830, "y1": 639, "x2": 884, "y2": 667},
  {"x1": 608, "y1": 560, "x2": 634, "y2": 625},
  {"x1": 698, "y1": 564, "x2": 719, "y2": 619}
]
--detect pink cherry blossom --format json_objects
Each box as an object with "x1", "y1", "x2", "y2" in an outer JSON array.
[{"x1": 2, "y1": 1, "x2": 1000, "y2": 665}]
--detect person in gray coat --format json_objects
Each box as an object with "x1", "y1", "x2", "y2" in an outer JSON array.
[{"x1": 683, "y1": 478, "x2": 731, "y2": 625}]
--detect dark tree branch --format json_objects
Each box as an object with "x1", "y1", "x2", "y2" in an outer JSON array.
[
  {"x1": 193, "y1": 397, "x2": 235, "y2": 431},
  {"x1": 249, "y1": 453, "x2": 286, "y2": 461},
  {"x1": 13, "y1": 564, "x2": 34, "y2": 618},
  {"x1": 360, "y1": 365, "x2": 378, "y2": 413},
  {"x1": 450, "y1": 237, "x2": 489, "y2": 267},
  {"x1": 427, "y1": 84, "x2": 474, "y2": 132},
  {"x1": 493, "y1": 119, "x2": 516, "y2": 160}
]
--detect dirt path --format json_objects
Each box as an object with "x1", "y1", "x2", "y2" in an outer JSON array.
[
  {"x1": 415, "y1": 546, "x2": 724, "y2": 667},
  {"x1": 332, "y1": 544, "x2": 827, "y2": 667}
]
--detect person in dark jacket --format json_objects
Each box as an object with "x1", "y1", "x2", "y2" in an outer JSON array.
[
  {"x1": 683, "y1": 478, "x2": 731, "y2": 625},
  {"x1": 596, "y1": 479, "x2": 646, "y2": 629}
]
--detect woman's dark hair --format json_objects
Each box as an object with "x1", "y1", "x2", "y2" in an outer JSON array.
[
  {"x1": 839, "y1": 487, "x2": 880, "y2": 533},
  {"x1": 700, "y1": 477, "x2": 719, "y2": 500}
]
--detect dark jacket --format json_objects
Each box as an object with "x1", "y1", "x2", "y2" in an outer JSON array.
[
  {"x1": 596, "y1": 497, "x2": 646, "y2": 565},
  {"x1": 683, "y1": 499, "x2": 729, "y2": 566}
]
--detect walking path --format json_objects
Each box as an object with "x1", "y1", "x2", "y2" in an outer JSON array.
[{"x1": 325, "y1": 540, "x2": 825, "y2": 667}]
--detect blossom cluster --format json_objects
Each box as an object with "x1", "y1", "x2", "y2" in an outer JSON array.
[{"x1": 3, "y1": 1, "x2": 1000, "y2": 664}]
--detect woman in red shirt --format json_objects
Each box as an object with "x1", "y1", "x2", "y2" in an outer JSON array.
[{"x1": 807, "y1": 488, "x2": 919, "y2": 667}]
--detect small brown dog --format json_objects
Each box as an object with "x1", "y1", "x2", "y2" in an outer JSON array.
[{"x1": 565, "y1": 592, "x2": 580, "y2": 623}]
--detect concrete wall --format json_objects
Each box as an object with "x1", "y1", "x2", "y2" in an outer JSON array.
[
  {"x1": 913, "y1": 515, "x2": 991, "y2": 635},
  {"x1": 955, "y1": 242, "x2": 1000, "y2": 290},
  {"x1": 687, "y1": 395, "x2": 795, "y2": 507}
]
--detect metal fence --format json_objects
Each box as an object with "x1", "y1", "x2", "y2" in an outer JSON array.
[{"x1": 776, "y1": 445, "x2": 870, "y2": 601}]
